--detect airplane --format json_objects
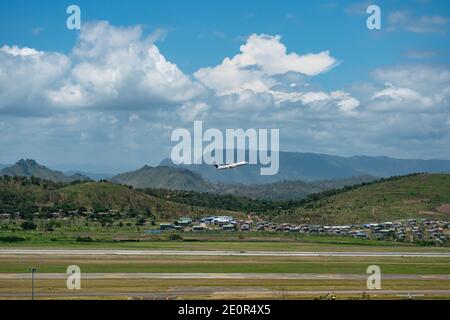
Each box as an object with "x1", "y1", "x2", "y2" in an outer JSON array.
[{"x1": 213, "y1": 161, "x2": 248, "y2": 170}]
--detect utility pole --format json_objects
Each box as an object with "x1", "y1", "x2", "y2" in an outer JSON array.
[{"x1": 28, "y1": 267, "x2": 37, "y2": 300}]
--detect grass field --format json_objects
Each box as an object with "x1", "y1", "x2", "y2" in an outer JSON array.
[
  {"x1": 2, "y1": 228, "x2": 450, "y2": 252},
  {"x1": 1, "y1": 278, "x2": 449, "y2": 293},
  {"x1": 0, "y1": 254, "x2": 450, "y2": 274},
  {"x1": 1, "y1": 244, "x2": 449, "y2": 299},
  {"x1": 1, "y1": 277, "x2": 450, "y2": 300}
]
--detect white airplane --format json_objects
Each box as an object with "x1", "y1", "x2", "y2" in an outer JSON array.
[{"x1": 213, "y1": 161, "x2": 248, "y2": 170}]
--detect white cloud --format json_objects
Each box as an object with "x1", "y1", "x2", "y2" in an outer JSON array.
[
  {"x1": 330, "y1": 91, "x2": 360, "y2": 113},
  {"x1": 371, "y1": 65, "x2": 450, "y2": 91},
  {"x1": 369, "y1": 83, "x2": 433, "y2": 112},
  {"x1": 47, "y1": 21, "x2": 205, "y2": 108},
  {"x1": 217, "y1": 89, "x2": 275, "y2": 112},
  {"x1": 372, "y1": 82, "x2": 432, "y2": 105},
  {"x1": 0, "y1": 46, "x2": 70, "y2": 112},
  {"x1": 177, "y1": 102, "x2": 210, "y2": 122},
  {"x1": 1, "y1": 45, "x2": 43, "y2": 57},
  {"x1": 194, "y1": 34, "x2": 337, "y2": 95},
  {"x1": 2, "y1": 21, "x2": 450, "y2": 165},
  {"x1": 269, "y1": 89, "x2": 359, "y2": 114},
  {"x1": 368, "y1": 66, "x2": 450, "y2": 112}
]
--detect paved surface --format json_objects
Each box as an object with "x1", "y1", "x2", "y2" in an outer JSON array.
[
  {"x1": 1, "y1": 273, "x2": 449, "y2": 280},
  {"x1": 0, "y1": 289, "x2": 449, "y2": 299},
  {"x1": 1, "y1": 249, "x2": 450, "y2": 257}
]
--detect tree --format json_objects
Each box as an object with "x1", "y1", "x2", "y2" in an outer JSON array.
[
  {"x1": 21, "y1": 221, "x2": 37, "y2": 231},
  {"x1": 168, "y1": 234, "x2": 183, "y2": 241},
  {"x1": 136, "y1": 217, "x2": 146, "y2": 226}
]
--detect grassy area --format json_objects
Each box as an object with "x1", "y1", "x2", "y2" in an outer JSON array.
[
  {"x1": 2, "y1": 239, "x2": 450, "y2": 252},
  {"x1": 1, "y1": 247, "x2": 449, "y2": 299},
  {"x1": 281, "y1": 174, "x2": 450, "y2": 224},
  {"x1": 2, "y1": 279, "x2": 450, "y2": 293},
  {"x1": 1, "y1": 278, "x2": 450, "y2": 300},
  {"x1": 2, "y1": 228, "x2": 450, "y2": 251},
  {"x1": 1, "y1": 254, "x2": 449, "y2": 274},
  {"x1": 0, "y1": 177, "x2": 241, "y2": 221}
]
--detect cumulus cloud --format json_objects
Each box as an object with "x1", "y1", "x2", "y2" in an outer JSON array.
[
  {"x1": 194, "y1": 34, "x2": 337, "y2": 95},
  {"x1": 47, "y1": 21, "x2": 205, "y2": 109},
  {"x1": 1, "y1": 45, "x2": 43, "y2": 56},
  {"x1": 1, "y1": 21, "x2": 450, "y2": 166},
  {"x1": 368, "y1": 65, "x2": 450, "y2": 112},
  {"x1": 191, "y1": 33, "x2": 350, "y2": 117},
  {"x1": 0, "y1": 45, "x2": 70, "y2": 113},
  {"x1": 369, "y1": 82, "x2": 433, "y2": 112}
]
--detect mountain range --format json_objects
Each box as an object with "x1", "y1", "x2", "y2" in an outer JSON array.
[
  {"x1": 2, "y1": 160, "x2": 450, "y2": 224},
  {"x1": 0, "y1": 159, "x2": 90, "y2": 183},
  {"x1": 160, "y1": 151, "x2": 450, "y2": 184},
  {"x1": 2, "y1": 151, "x2": 450, "y2": 201},
  {"x1": 0, "y1": 164, "x2": 11, "y2": 170}
]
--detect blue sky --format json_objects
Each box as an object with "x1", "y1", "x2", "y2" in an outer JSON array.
[
  {"x1": 2, "y1": 0, "x2": 449, "y2": 88},
  {"x1": 0, "y1": 0, "x2": 450, "y2": 172}
]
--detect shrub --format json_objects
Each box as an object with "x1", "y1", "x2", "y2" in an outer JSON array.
[
  {"x1": 0, "y1": 236, "x2": 26, "y2": 243},
  {"x1": 21, "y1": 221, "x2": 37, "y2": 230},
  {"x1": 168, "y1": 234, "x2": 183, "y2": 241},
  {"x1": 75, "y1": 236, "x2": 95, "y2": 242}
]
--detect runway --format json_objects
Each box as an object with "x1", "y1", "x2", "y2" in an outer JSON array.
[
  {"x1": 1, "y1": 289, "x2": 450, "y2": 298},
  {"x1": 1, "y1": 249, "x2": 450, "y2": 257},
  {"x1": 0, "y1": 272, "x2": 449, "y2": 280}
]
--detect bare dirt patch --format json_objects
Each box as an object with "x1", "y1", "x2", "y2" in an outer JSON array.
[
  {"x1": 437, "y1": 204, "x2": 450, "y2": 215},
  {"x1": 404, "y1": 198, "x2": 427, "y2": 204}
]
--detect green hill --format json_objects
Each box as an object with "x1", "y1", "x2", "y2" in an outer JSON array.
[
  {"x1": 137, "y1": 174, "x2": 450, "y2": 225},
  {"x1": 0, "y1": 176, "x2": 239, "y2": 220},
  {"x1": 277, "y1": 174, "x2": 450, "y2": 225},
  {"x1": 110, "y1": 165, "x2": 212, "y2": 191},
  {"x1": 2, "y1": 173, "x2": 450, "y2": 225},
  {"x1": 216, "y1": 175, "x2": 376, "y2": 201}
]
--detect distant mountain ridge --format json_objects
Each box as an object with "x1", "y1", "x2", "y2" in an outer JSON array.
[
  {"x1": 0, "y1": 159, "x2": 90, "y2": 183},
  {"x1": 216, "y1": 175, "x2": 376, "y2": 201},
  {"x1": 64, "y1": 170, "x2": 114, "y2": 181},
  {"x1": 0, "y1": 164, "x2": 11, "y2": 170},
  {"x1": 4, "y1": 152, "x2": 450, "y2": 201},
  {"x1": 160, "y1": 151, "x2": 450, "y2": 184}
]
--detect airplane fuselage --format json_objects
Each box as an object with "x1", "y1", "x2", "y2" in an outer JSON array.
[{"x1": 214, "y1": 161, "x2": 248, "y2": 170}]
